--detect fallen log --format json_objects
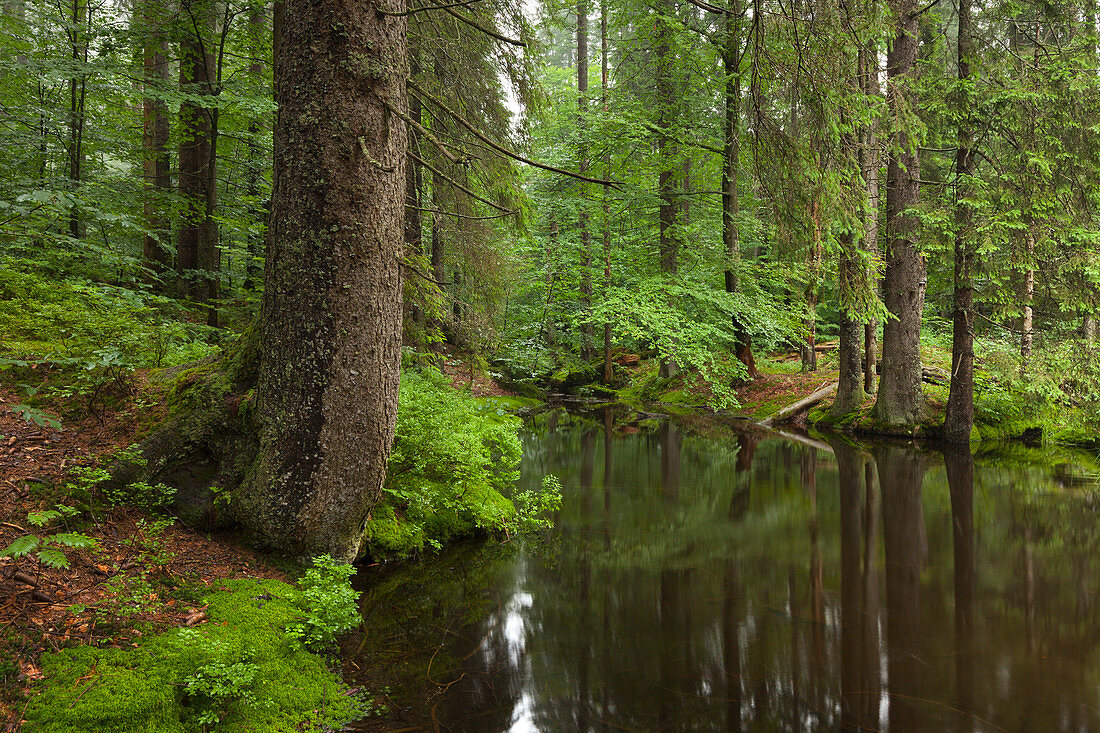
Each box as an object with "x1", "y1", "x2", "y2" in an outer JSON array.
[{"x1": 760, "y1": 382, "x2": 839, "y2": 427}]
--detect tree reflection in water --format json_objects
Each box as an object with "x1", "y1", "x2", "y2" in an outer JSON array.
[{"x1": 348, "y1": 411, "x2": 1100, "y2": 732}]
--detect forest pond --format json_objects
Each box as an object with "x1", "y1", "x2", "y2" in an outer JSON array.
[{"x1": 349, "y1": 408, "x2": 1100, "y2": 732}]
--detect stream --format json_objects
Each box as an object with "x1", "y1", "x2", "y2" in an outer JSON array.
[{"x1": 349, "y1": 407, "x2": 1100, "y2": 732}]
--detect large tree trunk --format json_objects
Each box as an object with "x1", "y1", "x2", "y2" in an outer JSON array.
[
  {"x1": 177, "y1": 0, "x2": 219, "y2": 325},
  {"x1": 141, "y1": 0, "x2": 172, "y2": 284},
  {"x1": 944, "y1": 0, "x2": 975, "y2": 444},
  {"x1": 235, "y1": 0, "x2": 407, "y2": 560},
  {"x1": 873, "y1": 0, "x2": 926, "y2": 428}
]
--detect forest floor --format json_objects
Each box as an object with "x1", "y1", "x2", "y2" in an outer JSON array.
[{"x1": 0, "y1": 383, "x2": 287, "y2": 732}]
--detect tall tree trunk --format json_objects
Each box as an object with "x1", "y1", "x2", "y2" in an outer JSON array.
[
  {"x1": 834, "y1": 231, "x2": 866, "y2": 415},
  {"x1": 601, "y1": 0, "x2": 614, "y2": 384},
  {"x1": 656, "y1": 0, "x2": 679, "y2": 378},
  {"x1": 860, "y1": 41, "x2": 880, "y2": 394},
  {"x1": 237, "y1": 0, "x2": 408, "y2": 560},
  {"x1": 721, "y1": 11, "x2": 762, "y2": 381},
  {"x1": 403, "y1": 51, "x2": 423, "y2": 334},
  {"x1": 578, "y1": 0, "x2": 593, "y2": 360},
  {"x1": 141, "y1": 0, "x2": 172, "y2": 284},
  {"x1": 178, "y1": 0, "x2": 218, "y2": 326},
  {"x1": 944, "y1": 0, "x2": 975, "y2": 443},
  {"x1": 873, "y1": 0, "x2": 926, "y2": 428},
  {"x1": 68, "y1": 0, "x2": 87, "y2": 241},
  {"x1": 243, "y1": 3, "x2": 268, "y2": 292},
  {"x1": 655, "y1": 0, "x2": 678, "y2": 276}
]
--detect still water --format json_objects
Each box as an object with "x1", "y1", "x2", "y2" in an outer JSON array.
[{"x1": 350, "y1": 408, "x2": 1100, "y2": 732}]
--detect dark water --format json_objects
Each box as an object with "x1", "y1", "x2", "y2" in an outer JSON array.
[{"x1": 350, "y1": 409, "x2": 1100, "y2": 732}]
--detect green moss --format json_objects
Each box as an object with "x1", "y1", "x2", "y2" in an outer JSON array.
[
  {"x1": 24, "y1": 579, "x2": 363, "y2": 733},
  {"x1": 476, "y1": 395, "x2": 542, "y2": 412},
  {"x1": 364, "y1": 504, "x2": 426, "y2": 556}
]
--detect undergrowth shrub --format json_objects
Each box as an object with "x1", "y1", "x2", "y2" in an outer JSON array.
[
  {"x1": 0, "y1": 261, "x2": 219, "y2": 419},
  {"x1": 285, "y1": 555, "x2": 360, "y2": 650},
  {"x1": 365, "y1": 364, "x2": 522, "y2": 558}
]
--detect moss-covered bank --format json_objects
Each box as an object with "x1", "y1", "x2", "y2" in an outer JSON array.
[{"x1": 23, "y1": 578, "x2": 367, "y2": 733}]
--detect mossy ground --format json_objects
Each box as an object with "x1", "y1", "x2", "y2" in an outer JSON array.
[{"x1": 23, "y1": 579, "x2": 365, "y2": 733}]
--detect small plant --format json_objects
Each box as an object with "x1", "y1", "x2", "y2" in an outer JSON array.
[
  {"x1": 132, "y1": 517, "x2": 177, "y2": 565},
  {"x1": 176, "y1": 629, "x2": 268, "y2": 729},
  {"x1": 0, "y1": 505, "x2": 96, "y2": 568},
  {"x1": 511, "y1": 475, "x2": 563, "y2": 533},
  {"x1": 101, "y1": 572, "x2": 163, "y2": 623},
  {"x1": 285, "y1": 554, "x2": 360, "y2": 650}
]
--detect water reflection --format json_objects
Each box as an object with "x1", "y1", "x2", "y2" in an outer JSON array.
[{"x1": 350, "y1": 411, "x2": 1100, "y2": 732}]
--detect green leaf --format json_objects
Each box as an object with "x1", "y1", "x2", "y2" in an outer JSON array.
[
  {"x1": 49, "y1": 533, "x2": 97, "y2": 549},
  {"x1": 35, "y1": 548, "x2": 70, "y2": 568},
  {"x1": 49, "y1": 530, "x2": 96, "y2": 548},
  {"x1": 26, "y1": 510, "x2": 61, "y2": 527},
  {"x1": 1, "y1": 535, "x2": 40, "y2": 558}
]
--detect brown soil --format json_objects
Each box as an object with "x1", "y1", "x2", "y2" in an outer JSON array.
[
  {"x1": 734, "y1": 368, "x2": 840, "y2": 417},
  {"x1": 0, "y1": 385, "x2": 286, "y2": 732},
  {"x1": 439, "y1": 347, "x2": 513, "y2": 397}
]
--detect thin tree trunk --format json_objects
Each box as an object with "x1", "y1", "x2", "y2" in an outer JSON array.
[
  {"x1": 429, "y1": 167, "x2": 446, "y2": 365},
  {"x1": 834, "y1": 232, "x2": 866, "y2": 415},
  {"x1": 578, "y1": 0, "x2": 593, "y2": 359},
  {"x1": 243, "y1": 3, "x2": 267, "y2": 291},
  {"x1": 141, "y1": 0, "x2": 171, "y2": 284},
  {"x1": 860, "y1": 41, "x2": 880, "y2": 394},
  {"x1": 238, "y1": 0, "x2": 408, "y2": 560},
  {"x1": 722, "y1": 10, "x2": 762, "y2": 381},
  {"x1": 178, "y1": 0, "x2": 218, "y2": 323},
  {"x1": 1021, "y1": 228, "x2": 1035, "y2": 372},
  {"x1": 601, "y1": 0, "x2": 614, "y2": 384},
  {"x1": 656, "y1": 0, "x2": 678, "y2": 276},
  {"x1": 68, "y1": 0, "x2": 87, "y2": 241},
  {"x1": 944, "y1": 0, "x2": 975, "y2": 443},
  {"x1": 802, "y1": 198, "x2": 821, "y2": 372},
  {"x1": 873, "y1": 0, "x2": 926, "y2": 428},
  {"x1": 403, "y1": 51, "x2": 423, "y2": 332}
]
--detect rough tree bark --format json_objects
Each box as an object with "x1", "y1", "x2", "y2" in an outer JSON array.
[
  {"x1": 116, "y1": 0, "x2": 408, "y2": 563},
  {"x1": 944, "y1": 0, "x2": 975, "y2": 443},
  {"x1": 872, "y1": 0, "x2": 926, "y2": 428},
  {"x1": 235, "y1": 0, "x2": 408, "y2": 560},
  {"x1": 859, "y1": 41, "x2": 880, "y2": 395}
]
